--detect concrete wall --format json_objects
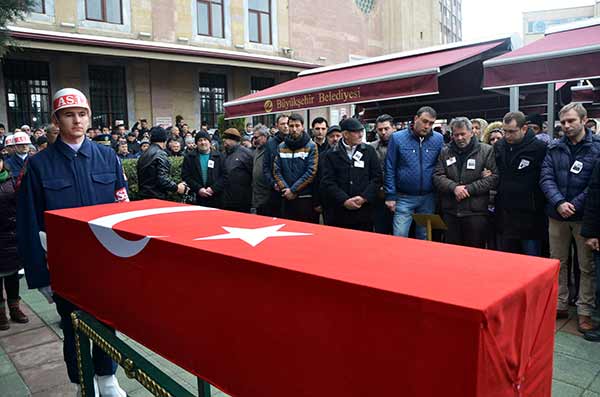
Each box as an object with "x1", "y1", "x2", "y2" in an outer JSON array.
[{"x1": 16, "y1": 0, "x2": 453, "y2": 66}]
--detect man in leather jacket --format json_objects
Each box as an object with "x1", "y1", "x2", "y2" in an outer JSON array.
[{"x1": 137, "y1": 127, "x2": 187, "y2": 199}]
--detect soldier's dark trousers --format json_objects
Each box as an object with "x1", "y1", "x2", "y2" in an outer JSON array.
[{"x1": 54, "y1": 294, "x2": 118, "y2": 383}]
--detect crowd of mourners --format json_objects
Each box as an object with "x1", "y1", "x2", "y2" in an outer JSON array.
[
  {"x1": 0, "y1": 85, "x2": 600, "y2": 395},
  {"x1": 1, "y1": 93, "x2": 600, "y2": 386}
]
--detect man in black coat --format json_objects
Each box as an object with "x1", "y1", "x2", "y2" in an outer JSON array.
[
  {"x1": 262, "y1": 114, "x2": 289, "y2": 217},
  {"x1": 494, "y1": 111, "x2": 548, "y2": 256},
  {"x1": 581, "y1": 159, "x2": 600, "y2": 341},
  {"x1": 181, "y1": 130, "x2": 225, "y2": 208},
  {"x1": 222, "y1": 128, "x2": 254, "y2": 213},
  {"x1": 137, "y1": 127, "x2": 187, "y2": 200},
  {"x1": 320, "y1": 118, "x2": 382, "y2": 231}
]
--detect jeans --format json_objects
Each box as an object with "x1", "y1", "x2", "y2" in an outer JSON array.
[
  {"x1": 392, "y1": 193, "x2": 435, "y2": 239},
  {"x1": 501, "y1": 239, "x2": 541, "y2": 257},
  {"x1": 54, "y1": 294, "x2": 118, "y2": 383}
]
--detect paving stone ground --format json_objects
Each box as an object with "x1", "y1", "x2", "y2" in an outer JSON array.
[{"x1": 0, "y1": 278, "x2": 599, "y2": 396}]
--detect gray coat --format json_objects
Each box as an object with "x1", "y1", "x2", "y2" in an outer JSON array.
[
  {"x1": 433, "y1": 139, "x2": 498, "y2": 217},
  {"x1": 252, "y1": 146, "x2": 271, "y2": 208}
]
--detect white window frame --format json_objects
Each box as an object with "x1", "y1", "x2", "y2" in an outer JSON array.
[
  {"x1": 77, "y1": 0, "x2": 132, "y2": 33},
  {"x1": 191, "y1": 0, "x2": 232, "y2": 47},
  {"x1": 243, "y1": 0, "x2": 278, "y2": 51}
]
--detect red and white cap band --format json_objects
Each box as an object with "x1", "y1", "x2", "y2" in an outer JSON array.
[{"x1": 52, "y1": 88, "x2": 90, "y2": 116}]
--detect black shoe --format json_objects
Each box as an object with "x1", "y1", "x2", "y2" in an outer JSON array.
[{"x1": 584, "y1": 329, "x2": 600, "y2": 342}]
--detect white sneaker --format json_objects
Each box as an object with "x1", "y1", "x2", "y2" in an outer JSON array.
[
  {"x1": 96, "y1": 375, "x2": 126, "y2": 397},
  {"x1": 76, "y1": 377, "x2": 99, "y2": 397}
]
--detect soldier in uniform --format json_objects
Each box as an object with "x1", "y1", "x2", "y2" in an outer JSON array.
[{"x1": 17, "y1": 88, "x2": 128, "y2": 397}]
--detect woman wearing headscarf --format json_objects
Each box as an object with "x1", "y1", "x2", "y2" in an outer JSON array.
[{"x1": 0, "y1": 155, "x2": 28, "y2": 330}]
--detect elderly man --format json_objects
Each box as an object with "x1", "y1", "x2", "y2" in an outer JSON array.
[
  {"x1": 321, "y1": 118, "x2": 381, "y2": 231},
  {"x1": 433, "y1": 117, "x2": 497, "y2": 248},
  {"x1": 181, "y1": 130, "x2": 225, "y2": 208},
  {"x1": 251, "y1": 125, "x2": 271, "y2": 215}
]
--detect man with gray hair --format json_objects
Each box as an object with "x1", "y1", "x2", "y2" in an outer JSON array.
[
  {"x1": 433, "y1": 117, "x2": 497, "y2": 248},
  {"x1": 251, "y1": 124, "x2": 271, "y2": 214}
]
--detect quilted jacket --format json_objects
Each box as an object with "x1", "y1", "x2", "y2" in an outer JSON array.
[
  {"x1": 539, "y1": 129, "x2": 600, "y2": 220},
  {"x1": 384, "y1": 128, "x2": 444, "y2": 199}
]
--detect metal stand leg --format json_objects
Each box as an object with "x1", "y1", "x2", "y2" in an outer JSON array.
[
  {"x1": 198, "y1": 378, "x2": 211, "y2": 397},
  {"x1": 72, "y1": 313, "x2": 96, "y2": 397}
]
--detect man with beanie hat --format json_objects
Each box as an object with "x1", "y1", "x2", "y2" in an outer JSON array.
[
  {"x1": 137, "y1": 127, "x2": 187, "y2": 199},
  {"x1": 321, "y1": 118, "x2": 382, "y2": 231},
  {"x1": 220, "y1": 127, "x2": 253, "y2": 212},
  {"x1": 17, "y1": 87, "x2": 128, "y2": 397},
  {"x1": 181, "y1": 130, "x2": 225, "y2": 208},
  {"x1": 273, "y1": 113, "x2": 319, "y2": 223},
  {"x1": 526, "y1": 113, "x2": 551, "y2": 145}
]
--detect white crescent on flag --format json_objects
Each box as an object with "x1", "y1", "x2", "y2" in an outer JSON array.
[{"x1": 88, "y1": 206, "x2": 215, "y2": 257}]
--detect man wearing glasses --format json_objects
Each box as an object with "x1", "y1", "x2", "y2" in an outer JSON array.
[{"x1": 494, "y1": 111, "x2": 547, "y2": 256}]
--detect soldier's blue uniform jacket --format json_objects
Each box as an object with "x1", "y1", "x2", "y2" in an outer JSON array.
[
  {"x1": 17, "y1": 137, "x2": 127, "y2": 289},
  {"x1": 5, "y1": 154, "x2": 27, "y2": 178}
]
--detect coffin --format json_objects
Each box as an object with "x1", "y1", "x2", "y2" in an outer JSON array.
[{"x1": 45, "y1": 199, "x2": 559, "y2": 397}]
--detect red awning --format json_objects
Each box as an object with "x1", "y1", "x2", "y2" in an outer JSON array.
[
  {"x1": 483, "y1": 21, "x2": 600, "y2": 89},
  {"x1": 572, "y1": 85, "x2": 600, "y2": 103},
  {"x1": 225, "y1": 40, "x2": 508, "y2": 118}
]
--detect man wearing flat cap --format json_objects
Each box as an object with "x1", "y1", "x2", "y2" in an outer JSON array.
[
  {"x1": 321, "y1": 118, "x2": 382, "y2": 231},
  {"x1": 221, "y1": 128, "x2": 254, "y2": 212}
]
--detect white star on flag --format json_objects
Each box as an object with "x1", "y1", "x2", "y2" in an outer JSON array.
[{"x1": 194, "y1": 224, "x2": 312, "y2": 247}]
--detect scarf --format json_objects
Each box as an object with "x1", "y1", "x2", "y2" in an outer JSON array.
[{"x1": 0, "y1": 169, "x2": 9, "y2": 183}]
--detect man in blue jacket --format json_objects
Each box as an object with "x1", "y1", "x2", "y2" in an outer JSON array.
[
  {"x1": 540, "y1": 102, "x2": 600, "y2": 334},
  {"x1": 17, "y1": 88, "x2": 128, "y2": 396},
  {"x1": 384, "y1": 106, "x2": 444, "y2": 239},
  {"x1": 273, "y1": 113, "x2": 319, "y2": 223}
]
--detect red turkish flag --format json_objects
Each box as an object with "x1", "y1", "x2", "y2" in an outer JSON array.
[{"x1": 46, "y1": 199, "x2": 558, "y2": 397}]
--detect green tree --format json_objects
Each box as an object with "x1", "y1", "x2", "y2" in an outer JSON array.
[
  {"x1": 217, "y1": 114, "x2": 246, "y2": 137},
  {"x1": 0, "y1": 0, "x2": 36, "y2": 57}
]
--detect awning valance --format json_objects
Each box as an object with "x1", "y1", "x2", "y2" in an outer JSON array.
[
  {"x1": 483, "y1": 20, "x2": 600, "y2": 89},
  {"x1": 225, "y1": 39, "x2": 509, "y2": 119}
]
